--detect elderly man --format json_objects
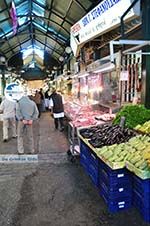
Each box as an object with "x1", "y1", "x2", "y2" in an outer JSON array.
[
  {"x1": 16, "y1": 95, "x2": 39, "y2": 154},
  {"x1": 0, "y1": 97, "x2": 17, "y2": 142}
]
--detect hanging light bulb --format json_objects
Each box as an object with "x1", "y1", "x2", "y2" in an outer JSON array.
[
  {"x1": 0, "y1": 56, "x2": 6, "y2": 65},
  {"x1": 59, "y1": 56, "x2": 64, "y2": 62},
  {"x1": 65, "y1": 46, "x2": 72, "y2": 54}
]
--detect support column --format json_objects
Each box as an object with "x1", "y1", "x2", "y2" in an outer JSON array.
[
  {"x1": 1, "y1": 70, "x2": 6, "y2": 96},
  {"x1": 141, "y1": 0, "x2": 150, "y2": 108}
]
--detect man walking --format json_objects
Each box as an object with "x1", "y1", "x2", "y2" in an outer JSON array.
[
  {"x1": 16, "y1": 95, "x2": 39, "y2": 154},
  {"x1": 0, "y1": 97, "x2": 17, "y2": 142},
  {"x1": 49, "y1": 88, "x2": 64, "y2": 131}
]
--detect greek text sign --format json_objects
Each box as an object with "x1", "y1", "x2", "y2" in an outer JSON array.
[
  {"x1": 71, "y1": 0, "x2": 140, "y2": 56},
  {"x1": 0, "y1": 155, "x2": 38, "y2": 163}
]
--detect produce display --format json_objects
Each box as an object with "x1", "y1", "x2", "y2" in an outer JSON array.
[
  {"x1": 78, "y1": 103, "x2": 150, "y2": 178},
  {"x1": 79, "y1": 124, "x2": 136, "y2": 148},
  {"x1": 95, "y1": 135, "x2": 150, "y2": 170},
  {"x1": 135, "y1": 120, "x2": 150, "y2": 134},
  {"x1": 113, "y1": 104, "x2": 150, "y2": 129},
  {"x1": 95, "y1": 113, "x2": 115, "y2": 122}
]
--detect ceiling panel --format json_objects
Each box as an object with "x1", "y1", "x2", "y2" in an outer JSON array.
[
  {"x1": 21, "y1": 40, "x2": 32, "y2": 49},
  {"x1": 53, "y1": 0, "x2": 72, "y2": 18},
  {"x1": 0, "y1": 0, "x2": 96, "y2": 72}
]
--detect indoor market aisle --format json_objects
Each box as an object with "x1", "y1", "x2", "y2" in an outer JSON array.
[{"x1": 0, "y1": 112, "x2": 149, "y2": 226}]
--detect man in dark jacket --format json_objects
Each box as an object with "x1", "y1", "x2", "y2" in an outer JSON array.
[{"x1": 49, "y1": 88, "x2": 64, "y2": 131}]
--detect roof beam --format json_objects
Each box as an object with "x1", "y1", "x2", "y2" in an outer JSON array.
[
  {"x1": 29, "y1": 0, "x2": 34, "y2": 49},
  {"x1": 34, "y1": 23, "x2": 66, "y2": 46},
  {"x1": 1, "y1": 23, "x2": 65, "y2": 51},
  {"x1": 0, "y1": 20, "x2": 30, "y2": 40},
  {"x1": 34, "y1": 22, "x2": 66, "y2": 45},
  {"x1": 0, "y1": 12, "x2": 70, "y2": 37},
  {"x1": 74, "y1": 0, "x2": 88, "y2": 12},
  {"x1": 36, "y1": 38, "x2": 62, "y2": 56},
  {"x1": 44, "y1": 0, "x2": 54, "y2": 52},
  {"x1": 4, "y1": 38, "x2": 31, "y2": 55},
  {"x1": 32, "y1": 0, "x2": 73, "y2": 26},
  {"x1": 52, "y1": 0, "x2": 73, "y2": 55},
  {"x1": 33, "y1": 13, "x2": 70, "y2": 35},
  {"x1": 1, "y1": 0, "x2": 15, "y2": 54}
]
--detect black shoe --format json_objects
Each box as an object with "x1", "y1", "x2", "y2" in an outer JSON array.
[
  {"x1": 60, "y1": 127, "x2": 64, "y2": 132},
  {"x1": 18, "y1": 152, "x2": 24, "y2": 155},
  {"x1": 12, "y1": 136, "x2": 17, "y2": 139},
  {"x1": 3, "y1": 139, "x2": 8, "y2": 142}
]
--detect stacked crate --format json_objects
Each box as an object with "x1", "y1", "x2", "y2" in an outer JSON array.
[
  {"x1": 99, "y1": 161, "x2": 132, "y2": 213},
  {"x1": 133, "y1": 175, "x2": 150, "y2": 223},
  {"x1": 80, "y1": 140, "x2": 99, "y2": 187}
]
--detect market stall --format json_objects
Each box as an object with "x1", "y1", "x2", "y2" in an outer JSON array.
[{"x1": 77, "y1": 104, "x2": 150, "y2": 223}]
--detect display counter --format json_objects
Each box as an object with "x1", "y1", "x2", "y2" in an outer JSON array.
[{"x1": 64, "y1": 101, "x2": 115, "y2": 128}]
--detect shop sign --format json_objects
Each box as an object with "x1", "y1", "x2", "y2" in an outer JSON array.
[
  {"x1": 71, "y1": 0, "x2": 140, "y2": 56},
  {"x1": 4, "y1": 82, "x2": 24, "y2": 102}
]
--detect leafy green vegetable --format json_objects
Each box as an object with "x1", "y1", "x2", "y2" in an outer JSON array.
[{"x1": 113, "y1": 104, "x2": 150, "y2": 129}]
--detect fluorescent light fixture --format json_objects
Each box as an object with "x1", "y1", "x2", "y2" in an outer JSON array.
[
  {"x1": 94, "y1": 63, "x2": 115, "y2": 73},
  {"x1": 78, "y1": 72, "x2": 89, "y2": 78}
]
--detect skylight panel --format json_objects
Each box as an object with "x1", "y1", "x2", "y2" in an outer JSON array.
[
  {"x1": 33, "y1": 2, "x2": 44, "y2": 17},
  {"x1": 22, "y1": 46, "x2": 44, "y2": 60}
]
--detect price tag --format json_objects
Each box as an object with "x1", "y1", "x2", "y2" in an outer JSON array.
[
  {"x1": 118, "y1": 201, "x2": 125, "y2": 205},
  {"x1": 117, "y1": 174, "x2": 124, "y2": 178},
  {"x1": 120, "y1": 71, "x2": 128, "y2": 81},
  {"x1": 119, "y1": 205, "x2": 124, "y2": 208},
  {"x1": 119, "y1": 188, "x2": 124, "y2": 192}
]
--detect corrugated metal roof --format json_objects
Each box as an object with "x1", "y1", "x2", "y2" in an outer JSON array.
[{"x1": 0, "y1": 0, "x2": 98, "y2": 71}]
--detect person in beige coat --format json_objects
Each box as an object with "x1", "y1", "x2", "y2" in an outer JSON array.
[{"x1": 0, "y1": 97, "x2": 17, "y2": 142}]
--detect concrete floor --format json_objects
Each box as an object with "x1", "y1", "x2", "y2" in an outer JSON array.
[{"x1": 0, "y1": 112, "x2": 149, "y2": 226}]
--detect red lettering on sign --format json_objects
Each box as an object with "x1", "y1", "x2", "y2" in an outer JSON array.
[{"x1": 71, "y1": 23, "x2": 81, "y2": 34}]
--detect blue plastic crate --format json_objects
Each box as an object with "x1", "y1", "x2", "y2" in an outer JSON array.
[
  {"x1": 100, "y1": 180, "x2": 132, "y2": 199},
  {"x1": 80, "y1": 140, "x2": 91, "y2": 157},
  {"x1": 80, "y1": 153, "x2": 99, "y2": 187},
  {"x1": 89, "y1": 151, "x2": 99, "y2": 167},
  {"x1": 88, "y1": 161, "x2": 99, "y2": 187},
  {"x1": 133, "y1": 190, "x2": 150, "y2": 223},
  {"x1": 99, "y1": 167, "x2": 132, "y2": 186},
  {"x1": 99, "y1": 161, "x2": 131, "y2": 180},
  {"x1": 80, "y1": 152, "x2": 89, "y2": 172},
  {"x1": 133, "y1": 175, "x2": 150, "y2": 194},
  {"x1": 133, "y1": 189, "x2": 150, "y2": 209},
  {"x1": 140, "y1": 207, "x2": 150, "y2": 223},
  {"x1": 100, "y1": 185, "x2": 132, "y2": 213}
]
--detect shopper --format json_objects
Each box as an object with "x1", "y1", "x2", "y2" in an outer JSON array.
[
  {"x1": 49, "y1": 88, "x2": 64, "y2": 131},
  {"x1": 16, "y1": 95, "x2": 39, "y2": 154},
  {"x1": 0, "y1": 97, "x2": 17, "y2": 142},
  {"x1": 39, "y1": 88, "x2": 45, "y2": 112},
  {"x1": 44, "y1": 89, "x2": 50, "y2": 111},
  {"x1": 34, "y1": 90, "x2": 42, "y2": 117}
]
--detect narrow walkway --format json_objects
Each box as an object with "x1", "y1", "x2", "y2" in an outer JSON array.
[{"x1": 0, "y1": 113, "x2": 148, "y2": 226}]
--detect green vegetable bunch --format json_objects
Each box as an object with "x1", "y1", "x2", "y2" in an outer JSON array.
[{"x1": 113, "y1": 104, "x2": 150, "y2": 129}]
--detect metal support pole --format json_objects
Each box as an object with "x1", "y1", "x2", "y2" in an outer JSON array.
[
  {"x1": 141, "y1": 0, "x2": 150, "y2": 108},
  {"x1": 120, "y1": 0, "x2": 140, "y2": 38},
  {"x1": 1, "y1": 70, "x2": 6, "y2": 95}
]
